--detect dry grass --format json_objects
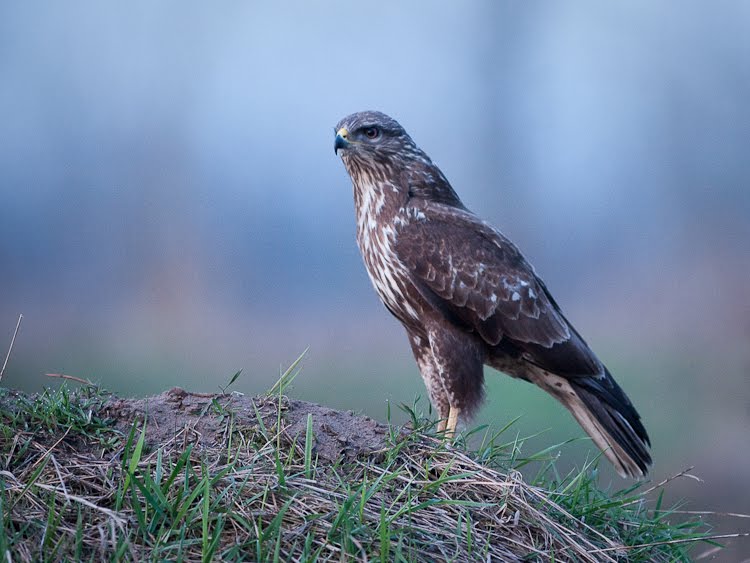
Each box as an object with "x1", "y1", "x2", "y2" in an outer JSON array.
[{"x1": 0, "y1": 384, "x2": 740, "y2": 562}]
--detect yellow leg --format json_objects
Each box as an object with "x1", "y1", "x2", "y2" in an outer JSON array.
[
  {"x1": 437, "y1": 418, "x2": 447, "y2": 433},
  {"x1": 446, "y1": 407, "x2": 460, "y2": 438}
]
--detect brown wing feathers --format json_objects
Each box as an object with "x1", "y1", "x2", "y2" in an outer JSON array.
[
  {"x1": 397, "y1": 206, "x2": 572, "y2": 349},
  {"x1": 395, "y1": 203, "x2": 652, "y2": 476}
]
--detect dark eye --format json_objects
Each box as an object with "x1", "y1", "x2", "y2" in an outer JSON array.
[{"x1": 364, "y1": 127, "x2": 380, "y2": 139}]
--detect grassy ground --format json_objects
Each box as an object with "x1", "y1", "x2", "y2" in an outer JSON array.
[{"x1": 0, "y1": 369, "x2": 737, "y2": 562}]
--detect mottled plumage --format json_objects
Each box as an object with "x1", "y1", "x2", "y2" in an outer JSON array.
[{"x1": 334, "y1": 111, "x2": 651, "y2": 477}]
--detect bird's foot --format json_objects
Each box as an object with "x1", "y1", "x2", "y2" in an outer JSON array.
[
  {"x1": 446, "y1": 406, "x2": 460, "y2": 438},
  {"x1": 436, "y1": 407, "x2": 460, "y2": 439}
]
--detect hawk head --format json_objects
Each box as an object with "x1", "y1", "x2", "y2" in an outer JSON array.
[
  {"x1": 335, "y1": 111, "x2": 464, "y2": 208},
  {"x1": 334, "y1": 111, "x2": 422, "y2": 166}
]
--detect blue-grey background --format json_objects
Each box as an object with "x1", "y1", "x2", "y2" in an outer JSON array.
[{"x1": 1, "y1": 2, "x2": 748, "y2": 557}]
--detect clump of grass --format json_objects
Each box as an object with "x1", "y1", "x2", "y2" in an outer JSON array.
[{"x1": 0, "y1": 378, "x2": 742, "y2": 562}]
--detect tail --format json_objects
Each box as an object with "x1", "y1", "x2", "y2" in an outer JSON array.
[{"x1": 534, "y1": 368, "x2": 652, "y2": 478}]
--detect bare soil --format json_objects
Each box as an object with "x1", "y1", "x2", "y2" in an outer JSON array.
[{"x1": 104, "y1": 387, "x2": 391, "y2": 462}]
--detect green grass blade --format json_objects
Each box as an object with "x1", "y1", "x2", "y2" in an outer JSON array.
[
  {"x1": 304, "y1": 413, "x2": 314, "y2": 479},
  {"x1": 267, "y1": 347, "x2": 308, "y2": 396}
]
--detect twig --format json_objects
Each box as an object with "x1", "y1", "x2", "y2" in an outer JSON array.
[
  {"x1": 0, "y1": 313, "x2": 23, "y2": 382},
  {"x1": 671, "y1": 509, "x2": 750, "y2": 519},
  {"x1": 30, "y1": 426, "x2": 71, "y2": 471},
  {"x1": 21, "y1": 482, "x2": 126, "y2": 526},
  {"x1": 46, "y1": 373, "x2": 93, "y2": 385},
  {"x1": 590, "y1": 532, "x2": 750, "y2": 553},
  {"x1": 622, "y1": 466, "x2": 701, "y2": 506}
]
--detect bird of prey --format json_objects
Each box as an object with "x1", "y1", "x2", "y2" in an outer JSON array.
[{"x1": 334, "y1": 111, "x2": 651, "y2": 477}]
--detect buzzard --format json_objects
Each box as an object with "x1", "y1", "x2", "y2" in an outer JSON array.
[{"x1": 334, "y1": 111, "x2": 651, "y2": 477}]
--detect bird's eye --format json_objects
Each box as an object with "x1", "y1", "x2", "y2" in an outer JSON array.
[{"x1": 364, "y1": 127, "x2": 380, "y2": 139}]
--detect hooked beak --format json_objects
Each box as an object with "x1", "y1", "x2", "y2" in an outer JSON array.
[{"x1": 334, "y1": 127, "x2": 350, "y2": 155}]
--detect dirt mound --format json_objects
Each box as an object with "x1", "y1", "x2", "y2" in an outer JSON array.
[
  {"x1": 0, "y1": 385, "x2": 718, "y2": 562},
  {"x1": 104, "y1": 387, "x2": 390, "y2": 463}
]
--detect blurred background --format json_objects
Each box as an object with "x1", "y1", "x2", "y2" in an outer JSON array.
[{"x1": 1, "y1": 1, "x2": 748, "y2": 557}]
